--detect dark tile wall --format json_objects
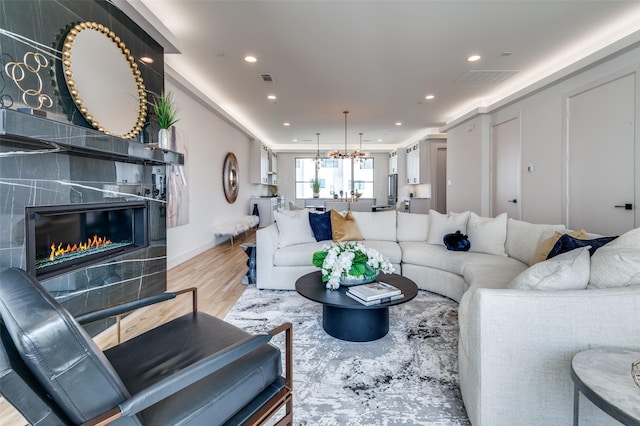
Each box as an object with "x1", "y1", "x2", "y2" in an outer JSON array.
[{"x1": 0, "y1": 0, "x2": 169, "y2": 336}]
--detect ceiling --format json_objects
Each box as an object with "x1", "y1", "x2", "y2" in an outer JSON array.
[{"x1": 124, "y1": 1, "x2": 640, "y2": 152}]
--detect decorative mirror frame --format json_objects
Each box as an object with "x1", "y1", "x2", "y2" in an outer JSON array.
[
  {"x1": 61, "y1": 21, "x2": 147, "y2": 139},
  {"x1": 223, "y1": 153, "x2": 239, "y2": 203}
]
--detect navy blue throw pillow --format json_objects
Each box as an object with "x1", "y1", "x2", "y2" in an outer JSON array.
[
  {"x1": 309, "y1": 211, "x2": 332, "y2": 241},
  {"x1": 546, "y1": 233, "x2": 618, "y2": 259},
  {"x1": 443, "y1": 230, "x2": 471, "y2": 252}
]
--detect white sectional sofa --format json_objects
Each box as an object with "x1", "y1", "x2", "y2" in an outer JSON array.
[{"x1": 256, "y1": 209, "x2": 640, "y2": 426}]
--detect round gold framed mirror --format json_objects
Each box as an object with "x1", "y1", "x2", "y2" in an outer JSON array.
[
  {"x1": 223, "y1": 153, "x2": 239, "y2": 203},
  {"x1": 61, "y1": 21, "x2": 147, "y2": 139}
]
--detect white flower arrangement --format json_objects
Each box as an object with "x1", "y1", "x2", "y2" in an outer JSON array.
[{"x1": 312, "y1": 241, "x2": 395, "y2": 290}]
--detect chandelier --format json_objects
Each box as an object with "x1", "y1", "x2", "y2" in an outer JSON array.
[
  {"x1": 352, "y1": 132, "x2": 368, "y2": 163},
  {"x1": 313, "y1": 132, "x2": 322, "y2": 168},
  {"x1": 327, "y1": 111, "x2": 351, "y2": 159}
]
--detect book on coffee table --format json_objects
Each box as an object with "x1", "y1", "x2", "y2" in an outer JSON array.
[
  {"x1": 347, "y1": 281, "x2": 401, "y2": 301},
  {"x1": 346, "y1": 291, "x2": 404, "y2": 306}
]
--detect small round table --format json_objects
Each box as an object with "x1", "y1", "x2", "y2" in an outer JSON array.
[
  {"x1": 571, "y1": 348, "x2": 640, "y2": 425},
  {"x1": 295, "y1": 271, "x2": 418, "y2": 342}
]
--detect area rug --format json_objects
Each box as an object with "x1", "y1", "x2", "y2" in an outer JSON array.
[{"x1": 224, "y1": 286, "x2": 469, "y2": 425}]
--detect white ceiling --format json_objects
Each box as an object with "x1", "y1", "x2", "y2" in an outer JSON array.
[{"x1": 126, "y1": 1, "x2": 640, "y2": 152}]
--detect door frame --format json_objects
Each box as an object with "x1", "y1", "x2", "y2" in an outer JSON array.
[
  {"x1": 562, "y1": 66, "x2": 639, "y2": 230},
  {"x1": 490, "y1": 114, "x2": 522, "y2": 219}
]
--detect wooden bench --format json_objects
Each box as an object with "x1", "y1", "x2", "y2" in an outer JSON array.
[{"x1": 214, "y1": 215, "x2": 260, "y2": 245}]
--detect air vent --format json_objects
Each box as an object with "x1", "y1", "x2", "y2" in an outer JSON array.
[
  {"x1": 456, "y1": 70, "x2": 519, "y2": 84},
  {"x1": 261, "y1": 74, "x2": 273, "y2": 82}
]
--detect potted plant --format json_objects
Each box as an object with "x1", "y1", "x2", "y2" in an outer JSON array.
[
  {"x1": 312, "y1": 179, "x2": 320, "y2": 198},
  {"x1": 153, "y1": 91, "x2": 179, "y2": 149}
]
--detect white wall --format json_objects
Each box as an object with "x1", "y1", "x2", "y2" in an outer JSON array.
[
  {"x1": 446, "y1": 115, "x2": 490, "y2": 215},
  {"x1": 446, "y1": 44, "x2": 640, "y2": 224},
  {"x1": 165, "y1": 76, "x2": 252, "y2": 269}
]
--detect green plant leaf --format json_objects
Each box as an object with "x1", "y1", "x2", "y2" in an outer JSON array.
[
  {"x1": 153, "y1": 91, "x2": 179, "y2": 129},
  {"x1": 312, "y1": 251, "x2": 327, "y2": 267},
  {"x1": 350, "y1": 263, "x2": 366, "y2": 276}
]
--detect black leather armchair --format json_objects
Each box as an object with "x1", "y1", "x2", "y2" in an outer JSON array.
[{"x1": 0, "y1": 268, "x2": 293, "y2": 425}]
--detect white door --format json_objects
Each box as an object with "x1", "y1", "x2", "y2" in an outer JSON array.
[
  {"x1": 492, "y1": 117, "x2": 521, "y2": 219},
  {"x1": 567, "y1": 72, "x2": 636, "y2": 235}
]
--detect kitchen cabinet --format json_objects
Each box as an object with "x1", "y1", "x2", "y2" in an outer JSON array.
[
  {"x1": 388, "y1": 150, "x2": 399, "y2": 174},
  {"x1": 405, "y1": 141, "x2": 427, "y2": 184},
  {"x1": 404, "y1": 135, "x2": 446, "y2": 184},
  {"x1": 250, "y1": 139, "x2": 270, "y2": 184},
  {"x1": 269, "y1": 150, "x2": 278, "y2": 185}
]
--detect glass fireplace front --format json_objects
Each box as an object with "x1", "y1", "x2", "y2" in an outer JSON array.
[{"x1": 25, "y1": 201, "x2": 148, "y2": 279}]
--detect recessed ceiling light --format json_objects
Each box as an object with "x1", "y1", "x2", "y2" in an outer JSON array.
[
  {"x1": 267, "y1": 95, "x2": 277, "y2": 100},
  {"x1": 467, "y1": 54, "x2": 481, "y2": 62},
  {"x1": 244, "y1": 55, "x2": 257, "y2": 63},
  {"x1": 425, "y1": 94, "x2": 435, "y2": 100},
  {"x1": 292, "y1": 139, "x2": 298, "y2": 142},
  {"x1": 283, "y1": 122, "x2": 291, "y2": 126},
  {"x1": 377, "y1": 139, "x2": 383, "y2": 142},
  {"x1": 395, "y1": 122, "x2": 402, "y2": 126},
  {"x1": 139, "y1": 56, "x2": 154, "y2": 64}
]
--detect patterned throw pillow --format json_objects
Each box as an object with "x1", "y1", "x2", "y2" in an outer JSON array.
[
  {"x1": 546, "y1": 234, "x2": 617, "y2": 259},
  {"x1": 308, "y1": 211, "x2": 332, "y2": 241}
]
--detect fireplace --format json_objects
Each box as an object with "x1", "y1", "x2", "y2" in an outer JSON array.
[{"x1": 25, "y1": 201, "x2": 149, "y2": 280}]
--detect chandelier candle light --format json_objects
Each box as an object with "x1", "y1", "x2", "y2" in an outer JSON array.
[
  {"x1": 328, "y1": 111, "x2": 352, "y2": 159},
  {"x1": 313, "y1": 132, "x2": 322, "y2": 168},
  {"x1": 312, "y1": 242, "x2": 395, "y2": 290},
  {"x1": 352, "y1": 132, "x2": 368, "y2": 164}
]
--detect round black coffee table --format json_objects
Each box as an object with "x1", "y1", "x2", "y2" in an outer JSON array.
[{"x1": 295, "y1": 271, "x2": 418, "y2": 342}]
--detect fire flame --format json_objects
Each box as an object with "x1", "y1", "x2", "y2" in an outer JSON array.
[{"x1": 49, "y1": 235, "x2": 113, "y2": 262}]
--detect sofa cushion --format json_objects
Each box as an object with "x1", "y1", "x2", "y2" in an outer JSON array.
[
  {"x1": 359, "y1": 240, "x2": 402, "y2": 265},
  {"x1": 505, "y1": 219, "x2": 566, "y2": 265},
  {"x1": 350, "y1": 210, "x2": 396, "y2": 241},
  {"x1": 273, "y1": 241, "x2": 328, "y2": 266},
  {"x1": 508, "y1": 246, "x2": 591, "y2": 291},
  {"x1": 274, "y1": 210, "x2": 316, "y2": 248},
  {"x1": 588, "y1": 227, "x2": 640, "y2": 289},
  {"x1": 308, "y1": 211, "x2": 332, "y2": 241},
  {"x1": 397, "y1": 212, "x2": 429, "y2": 242},
  {"x1": 330, "y1": 210, "x2": 363, "y2": 241},
  {"x1": 466, "y1": 212, "x2": 507, "y2": 256},
  {"x1": 530, "y1": 229, "x2": 587, "y2": 265},
  {"x1": 462, "y1": 263, "x2": 528, "y2": 290},
  {"x1": 426, "y1": 210, "x2": 470, "y2": 246},
  {"x1": 547, "y1": 233, "x2": 617, "y2": 259},
  {"x1": 400, "y1": 241, "x2": 523, "y2": 276}
]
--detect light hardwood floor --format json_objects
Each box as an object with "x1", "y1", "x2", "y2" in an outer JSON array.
[{"x1": 1, "y1": 231, "x2": 254, "y2": 425}]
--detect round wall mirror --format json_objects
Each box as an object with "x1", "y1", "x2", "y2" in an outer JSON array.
[
  {"x1": 61, "y1": 22, "x2": 147, "y2": 139},
  {"x1": 223, "y1": 153, "x2": 239, "y2": 203}
]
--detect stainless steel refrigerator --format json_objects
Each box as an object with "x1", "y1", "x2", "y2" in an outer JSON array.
[{"x1": 387, "y1": 174, "x2": 398, "y2": 206}]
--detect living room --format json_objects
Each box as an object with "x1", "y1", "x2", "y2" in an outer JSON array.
[{"x1": 1, "y1": 1, "x2": 640, "y2": 425}]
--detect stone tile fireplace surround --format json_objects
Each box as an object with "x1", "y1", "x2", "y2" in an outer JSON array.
[{"x1": 0, "y1": 0, "x2": 178, "y2": 335}]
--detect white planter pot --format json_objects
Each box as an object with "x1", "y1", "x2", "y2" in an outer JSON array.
[{"x1": 158, "y1": 128, "x2": 170, "y2": 149}]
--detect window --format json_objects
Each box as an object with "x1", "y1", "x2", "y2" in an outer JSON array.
[{"x1": 295, "y1": 157, "x2": 374, "y2": 199}]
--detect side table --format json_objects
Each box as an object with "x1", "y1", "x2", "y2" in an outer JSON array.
[
  {"x1": 239, "y1": 242, "x2": 256, "y2": 285},
  {"x1": 571, "y1": 348, "x2": 640, "y2": 425}
]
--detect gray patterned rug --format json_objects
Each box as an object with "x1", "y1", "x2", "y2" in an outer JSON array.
[{"x1": 224, "y1": 286, "x2": 469, "y2": 425}]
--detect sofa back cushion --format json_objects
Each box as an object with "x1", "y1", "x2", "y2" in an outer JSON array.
[
  {"x1": 507, "y1": 246, "x2": 591, "y2": 291},
  {"x1": 466, "y1": 212, "x2": 507, "y2": 256},
  {"x1": 350, "y1": 210, "x2": 397, "y2": 241},
  {"x1": 588, "y1": 227, "x2": 640, "y2": 289},
  {"x1": 397, "y1": 212, "x2": 429, "y2": 242},
  {"x1": 274, "y1": 210, "x2": 317, "y2": 247},
  {"x1": 505, "y1": 219, "x2": 566, "y2": 265},
  {"x1": 426, "y1": 210, "x2": 470, "y2": 246}
]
